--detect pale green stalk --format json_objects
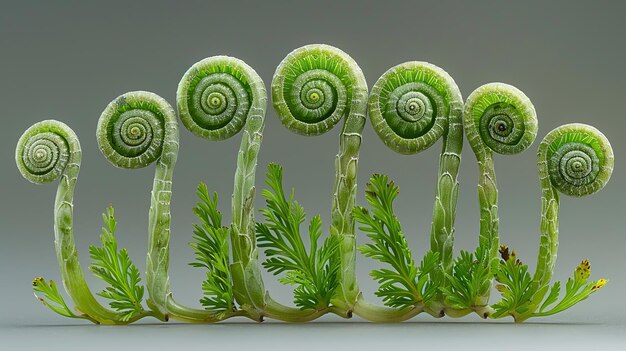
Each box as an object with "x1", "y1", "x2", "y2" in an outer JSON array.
[
  {"x1": 271, "y1": 44, "x2": 368, "y2": 314},
  {"x1": 97, "y1": 91, "x2": 181, "y2": 321},
  {"x1": 463, "y1": 83, "x2": 537, "y2": 314},
  {"x1": 361, "y1": 61, "x2": 463, "y2": 319},
  {"x1": 16, "y1": 120, "x2": 156, "y2": 324},
  {"x1": 532, "y1": 123, "x2": 613, "y2": 298},
  {"x1": 176, "y1": 56, "x2": 327, "y2": 322}
]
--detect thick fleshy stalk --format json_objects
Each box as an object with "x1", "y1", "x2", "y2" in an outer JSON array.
[
  {"x1": 532, "y1": 123, "x2": 613, "y2": 295},
  {"x1": 463, "y1": 83, "x2": 537, "y2": 313},
  {"x1": 363, "y1": 61, "x2": 463, "y2": 317},
  {"x1": 175, "y1": 56, "x2": 265, "y2": 320},
  {"x1": 177, "y1": 56, "x2": 313, "y2": 322},
  {"x1": 272, "y1": 44, "x2": 368, "y2": 314},
  {"x1": 16, "y1": 120, "x2": 155, "y2": 324},
  {"x1": 97, "y1": 91, "x2": 178, "y2": 321}
]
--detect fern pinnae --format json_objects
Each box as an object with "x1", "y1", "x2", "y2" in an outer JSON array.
[
  {"x1": 16, "y1": 120, "x2": 153, "y2": 324},
  {"x1": 88, "y1": 206, "x2": 146, "y2": 321},
  {"x1": 97, "y1": 91, "x2": 179, "y2": 321},
  {"x1": 257, "y1": 164, "x2": 341, "y2": 311},
  {"x1": 188, "y1": 183, "x2": 235, "y2": 313},
  {"x1": 456, "y1": 83, "x2": 537, "y2": 317},
  {"x1": 271, "y1": 44, "x2": 369, "y2": 313},
  {"x1": 176, "y1": 56, "x2": 272, "y2": 321},
  {"x1": 352, "y1": 61, "x2": 463, "y2": 321},
  {"x1": 505, "y1": 124, "x2": 612, "y2": 321}
]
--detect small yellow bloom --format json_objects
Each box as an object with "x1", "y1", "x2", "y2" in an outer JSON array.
[{"x1": 591, "y1": 279, "x2": 608, "y2": 292}]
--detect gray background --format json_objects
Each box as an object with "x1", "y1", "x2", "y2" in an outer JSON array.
[{"x1": 1, "y1": 0, "x2": 624, "y2": 349}]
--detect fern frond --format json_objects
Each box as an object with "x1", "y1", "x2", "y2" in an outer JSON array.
[
  {"x1": 88, "y1": 206, "x2": 144, "y2": 321},
  {"x1": 256, "y1": 163, "x2": 340, "y2": 310},
  {"x1": 442, "y1": 245, "x2": 492, "y2": 310},
  {"x1": 32, "y1": 277, "x2": 83, "y2": 319},
  {"x1": 188, "y1": 182, "x2": 235, "y2": 312},
  {"x1": 533, "y1": 259, "x2": 607, "y2": 317},
  {"x1": 354, "y1": 174, "x2": 426, "y2": 309}
]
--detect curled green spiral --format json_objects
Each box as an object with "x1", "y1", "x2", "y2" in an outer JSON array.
[
  {"x1": 16, "y1": 120, "x2": 77, "y2": 184},
  {"x1": 272, "y1": 44, "x2": 364, "y2": 136},
  {"x1": 541, "y1": 124, "x2": 614, "y2": 197},
  {"x1": 16, "y1": 120, "x2": 154, "y2": 324},
  {"x1": 97, "y1": 91, "x2": 178, "y2": 320},
  {"x1": 97, "y1": 91, "x2": 176, "y2": 169},
  {"x1": 364, "y1": 61, "x2": 464, "y2": 318},
  {"x1": 532, "y1": 123, "x2": 614, "y2": 296},
  {"x1": 272, "y1": 44, "x2": 368, "y2": 313},
  {"x1": 368, "y1": 61, "x2": 461, "y2": 155},
  {"x1": 177, "y1": 56, "x2": 261, "y2": 141},
  {"x1": 464, "y1": 83, "x2": 537, "y2": 156}
]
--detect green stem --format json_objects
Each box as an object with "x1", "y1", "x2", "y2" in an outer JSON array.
[
  {"x1": 96, "y1": 91, "x2": 179, "y2": 321},
  {"x1": 429, "y1": 100, "x2": 463, "y2": 296},
  {"x1": 177, "y1": 56, "x2": 324, "y2": 322},
  {"x1": 271, "y1": 44, "x2": 368, "y2": 314},
  {"x1": 352, "y1": 295, "x2": 426, "y2": 322},
  {"x1": 165, "y1": 295, "x2": 256, "y2": 323},
  {"x1": 531, "y1": 124, "x2": 614, "y2": 297},
  {"x1": 463, "y1": 83, "x2": 537, "y2": 315},
  {"x1": 17, "y1": 120, "x2": 154, "y2": 324},
  {"x1": 364, "y1": 61, "x2": 463, "y2": 317}
]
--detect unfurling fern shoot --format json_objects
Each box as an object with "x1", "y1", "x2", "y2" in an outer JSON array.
[
  {"x1": 176, "y1": 56, "x2": 268, "y2": 321},
  {"x1": 448, "y1": 83, "x2": 537, "y2": 316},
  {"x1": 357, "y1": 61, "x2": 463, "y2": 319},
  {"x1": 17, "y1": 121, "x2": 154, "y2": 324},
  {"x1": 534, "y1": 124, "x2": 613, "y2": 286},
  {"x1": 271, "y1": 44, "x2": 368, "y2": 314},
  {"x1": 97, "y1": 91, "x2": 178, "y2": 321},
  {"x1": 492, "y1": 123, "x2": 613, "y2": 321}
]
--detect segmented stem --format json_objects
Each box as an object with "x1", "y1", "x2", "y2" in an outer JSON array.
[
  {"x1": 533, "y1": 124, "x2": 613, "y2": 294},
  {"x1": 16, "y1": 120, "x2": 154, "y2": 324},
  {"x1": 97, "y1": 91, "x2": 178, "y2": 321},
  {"x1": 366, "y1": 61, "x2": 463, "y2": 313},
  {"x1": 176, "y1": 56, "x2": 268, "y2": 321},
  {"x1": 272, "y1": 44, "x2": 368, "y2": 313},
  {"x1": 463, "y1": 83, "x2": 537, "y2": 311}
]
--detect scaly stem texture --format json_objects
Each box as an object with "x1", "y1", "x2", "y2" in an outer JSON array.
[
  {"x1": 272, "y1": 44, "x2": 368, "y2": 311},
  {"x1": 17, "y1": 120, "x2": 151, "y2": 324},
  {"x1": 366, "y1": 61, "x2": 463, "y2": 311},
  {"x1": 455, "y1": 83, "x2": 537, "y2": 312},
  {"x1": 533, "y1": 123, "x2": 613, "y2": 292},
  {"x1": 97, "y1": 91, "x2": 179, "y2": 320},
  {"x1": 491, "y1": 123, "x2": 613, "y2": 321},
  {"x1": 176, "y1": 56, "x2": 267, "y2": 320}
]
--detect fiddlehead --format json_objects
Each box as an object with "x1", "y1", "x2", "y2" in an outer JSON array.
[
  {"x1": 174, "y1": 56, "x2": 268, "y2": 322},
  {"x1": 97, "y1": 91, "x2": 178, "y2": 321},
  {"x1": 358, "y1": 61, "x2": 463, "y2": 318},
  {"x1": 451, "y1": 83, "x2": 537, "y2": 314},
  {"x1": 271, "y1": 44, "x2": 368, "y2": 313},
  {"x1": 534, "y1": 123, "x2": 613, "y2": 288},
  {"x1": 16, "y1": 120, "x2": 154, "y2": 324},
  {"x1": 491, "y1": 123, "x2": 613, "y2": 321}
]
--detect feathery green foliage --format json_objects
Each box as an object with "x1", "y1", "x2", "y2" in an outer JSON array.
[
  {"x1": 32, "y1": 277, "x2": 81, "y2": 319},
  {"x1": 354, "y1": 174, "x2": 438, "y2": 309},
  {"x1": 188, "y1": 182, "x2": 235, "y2": 313},
  {"x1": 534, "y1": 259, "x2": 607, "y2": 317},
  {"x1": 88, "y1": 206, "x2": 145, "y2": 321},
  {"x1": 257, "y1": 163, "x2": 340, "y2": 310},
  {"x1": 491, "y1": 246, "x2": 536, "y2": 319},
  {"x1": 491, "y1": 246, "x2": 606, "y2": 321},
  {"x1": 442, "y1": 246, "x2": 493, "y2": 310}
]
